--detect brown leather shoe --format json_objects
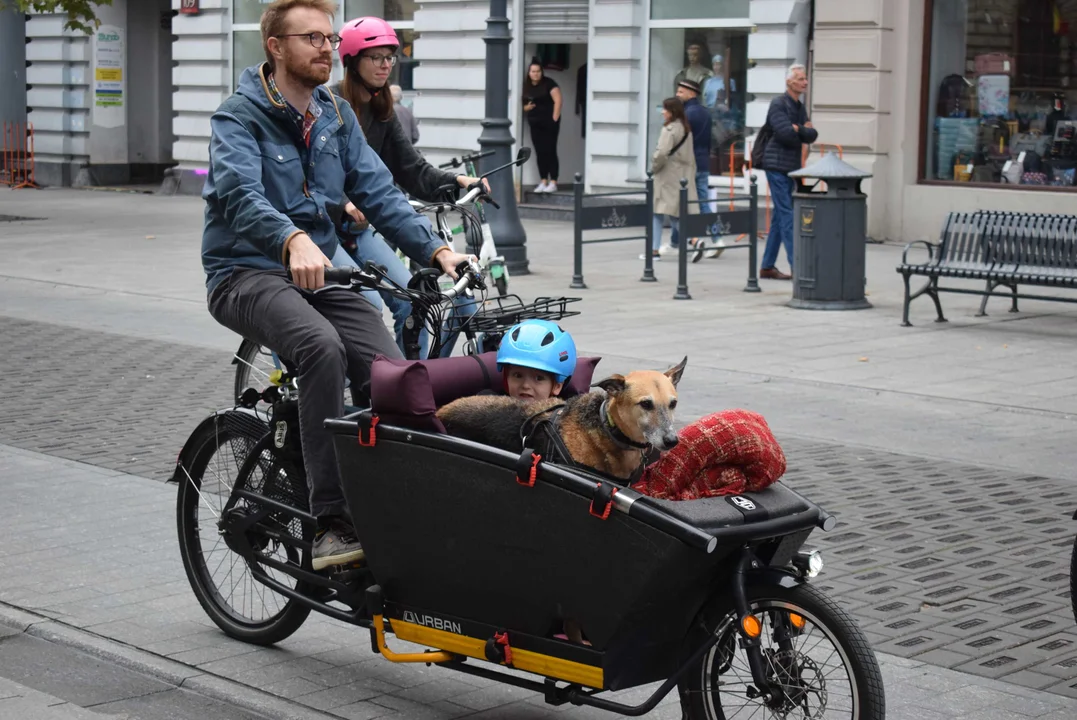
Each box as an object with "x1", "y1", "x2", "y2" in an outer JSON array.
[{"x1": 760, "y1": 268, "x2": 792, "y2": 280}]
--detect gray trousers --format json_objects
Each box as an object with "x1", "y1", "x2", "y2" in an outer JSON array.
[{"x1": 209, "y1": 267, "x2": 402, "y2": 518}]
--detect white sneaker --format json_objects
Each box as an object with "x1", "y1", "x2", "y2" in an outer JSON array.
[
  {"x1": 639, "y1": 252, "x2": 661, "y2": 261},
  {"x1": 534, "y1": 181, "x2": 548, "y2": 193},
  {"x1": 545, "y1": 181, "x2": 558, "y2": 193}
]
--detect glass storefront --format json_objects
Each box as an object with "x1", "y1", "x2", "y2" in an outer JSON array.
[
  {"x1": 646, "y1": 25, "x2": 751, "y2": 175},
  {"x1": 923, "y1": 0, "x2": 1077, "y2": 189}
]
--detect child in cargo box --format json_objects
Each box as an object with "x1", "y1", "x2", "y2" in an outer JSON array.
[{"x1": 490, "y1": 320, "x2": 577, "y2": 401}]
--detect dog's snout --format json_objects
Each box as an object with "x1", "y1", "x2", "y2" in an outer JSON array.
[{"x1": 663, "y1": 434, "x2": 679, "y2": 449}]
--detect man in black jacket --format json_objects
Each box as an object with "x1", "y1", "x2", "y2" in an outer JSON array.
[{"x1": 760, "y1": 64, "x2": 817, "y2": 280}]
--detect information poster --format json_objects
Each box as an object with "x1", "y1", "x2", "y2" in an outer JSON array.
[{"x1": 93, "y1": 25, "x2": 125, "y2": 128}]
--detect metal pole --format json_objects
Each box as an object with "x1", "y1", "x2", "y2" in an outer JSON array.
[
  {"x1": 478, "y1": 0, "x2": 528, "y2": 274},
  {"x1": 641, "y1": 172, "x2": 656, "y2": 282},
  {"x1": 744, "y1": 174, "x2": 761, "y2": 293},
  {"x1": 673, "y1": 178, "x2": 691, "y2": 300},
  {"x1": 570, "y1": 172, "x2": 586, "y2": 289}
]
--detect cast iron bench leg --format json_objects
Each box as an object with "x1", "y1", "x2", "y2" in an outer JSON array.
[
  {"x1": 977, "y1": 280, "x2": 996, "y2": 316},
  {"x1": 1007, "y1": 282, "x2": 1019, "y2": 313}
]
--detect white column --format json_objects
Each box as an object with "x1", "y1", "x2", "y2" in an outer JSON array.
[
  {"x1": 25, "y1": 12, "x2": 92, "y2": 186},
  {"x1": 410, "y1": 0, "x2": 493, "y2": 167},
  {"x1": 165, "y1": 0, "x2": 229, "y2": 193},
  {"x1": 584, "y1": 0, "x2": 646, "y2": 192}
]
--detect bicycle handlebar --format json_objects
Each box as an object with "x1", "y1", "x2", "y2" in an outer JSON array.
[
  {"x1": 438, "y1": 149, "x2": 495, "y2": 170},
  {"x1": 323, "y1": 259, "x2": 485, "y2": 300}
]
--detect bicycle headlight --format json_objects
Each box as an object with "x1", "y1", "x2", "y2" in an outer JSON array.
[{"x1": 793, "y1": 550, "x2": 823, "y2": 579}]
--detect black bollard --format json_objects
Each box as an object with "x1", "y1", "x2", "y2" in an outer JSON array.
[
  {"x1": 641, "y1": 172, "x2": 657, "y2": 282},
  {"x1": 744, "y1": 174, "x2": 761, "y2": 293},
  {"x1": 570, "y1": 172, "x2": 586, "y2": 289},
  {"x1": 673, "y1": 178, "x2": 691, "y2": 300}
]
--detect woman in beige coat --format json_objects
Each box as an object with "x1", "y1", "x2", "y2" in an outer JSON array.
[{"x1": 647, "y1": 97, "x2": 698, "y2": 259}]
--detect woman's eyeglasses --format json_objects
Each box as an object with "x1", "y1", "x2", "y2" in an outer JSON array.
[
  {"x1": 362, "y1": 53, "x2": 398, "y2": 68},
  {"x1": 275, "y1": 32, "x2": 342, "y2": 51}
]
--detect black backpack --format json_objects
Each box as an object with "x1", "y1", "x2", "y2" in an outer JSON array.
[{"x1": 751, "y1": 121, "x2": 772, "y2": 170}]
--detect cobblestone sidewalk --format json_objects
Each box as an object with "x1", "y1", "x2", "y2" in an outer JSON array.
[{"x1": 3, "y1": 445, "x2": 1077, "y2": 720}]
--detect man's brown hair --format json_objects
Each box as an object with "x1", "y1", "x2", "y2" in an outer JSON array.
[{"x1": 261, "y1": 0, "x2": 338, "y2": 70}]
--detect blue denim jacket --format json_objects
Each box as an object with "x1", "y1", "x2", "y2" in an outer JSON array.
[{"x1": 201, "y1": 64, "x2": 445, "y2": 292}]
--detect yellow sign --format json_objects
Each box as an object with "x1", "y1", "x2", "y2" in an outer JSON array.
[
  {"x1": 96, "y1": 68, "x2": 122, "y2": 81},
  {"x1": 800, "y1": 208, "x2": 815, "y2": 232}
]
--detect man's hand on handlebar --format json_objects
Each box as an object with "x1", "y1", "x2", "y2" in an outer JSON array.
[
  {"x1": 288, "y1": 233, "x2": 333, "y2": 290},
  {"x1": 456, "y1": 175, "x2": 490, "y2": 195},
  {"x1": 434, "y1": 247, "x2": 478, "y2": 280}
]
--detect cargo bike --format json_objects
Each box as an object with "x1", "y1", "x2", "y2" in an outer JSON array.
[{"x1": 174, "y1": 259, "x2": 884, "y2": 720}]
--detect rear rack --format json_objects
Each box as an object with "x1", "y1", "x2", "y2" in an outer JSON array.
[{"x1": 469, "y1": 295, "x2": 582, "y2": 334}]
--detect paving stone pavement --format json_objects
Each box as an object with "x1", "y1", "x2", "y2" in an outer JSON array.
[
  {"x1": 3, "y1": 444, "x2": 1077, "y2": 720},
  {"x1": 2, "y1": 312, "x2": 1077, "y2": 695}
]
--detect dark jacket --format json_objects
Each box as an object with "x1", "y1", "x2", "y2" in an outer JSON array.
[
  {"x1": 683, "y1": 97, "x2": 711, "y2": 172},
  {"x1": 762, "y1": 93, "x2": 818, "y2": 175},
  {"x1": 394, "y1": 103, "x2": 420, "y2": 144},
  {"x1": 201, "y1": 65, "x2": 444, "y2": 293},
  {"x1": 333, "y1": 83, "x2": 456, "y2": 202}
]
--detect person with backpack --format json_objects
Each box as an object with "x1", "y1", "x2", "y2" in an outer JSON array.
[{"x1": 751, "y1": 64, "x2": 817, "y2": 280}]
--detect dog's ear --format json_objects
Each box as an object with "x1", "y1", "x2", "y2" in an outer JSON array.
[
  {"x1": 664, "y1": 356, "x2": 687, "y2": 387},
  {"x1": 593, "y1": 374, "x2": 626, "y2": 396}
]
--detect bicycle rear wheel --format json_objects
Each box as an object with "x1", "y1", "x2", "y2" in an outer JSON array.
[{"x1": 176, "y1": 411, "x2": 312, "y2": 645}]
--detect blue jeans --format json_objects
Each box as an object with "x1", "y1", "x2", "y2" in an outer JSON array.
[
  {"x1": 762, "y1": 171, "x2": 794, "y2": 270},
  {"x1": 652, "y1": 213, "x2": 679, "y2": 252},
  {"x1": 345, "y1": 227, "x2": 430, "y2": 359},
  {"x1": 670, "y1": 170, "x2": 714, "y2": 246}
]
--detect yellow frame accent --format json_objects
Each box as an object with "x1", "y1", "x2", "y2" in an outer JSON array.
[{"x1": 391, "y1": 619, "x2": 604, "y2": 689}]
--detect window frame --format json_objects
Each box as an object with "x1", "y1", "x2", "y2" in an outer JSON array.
[
  {"x1": 640, "y1": 3, "x2": 754, "y2": 181},
  {"x1": 917, "y1": 0, "x2": 1077, "y2": 193}
]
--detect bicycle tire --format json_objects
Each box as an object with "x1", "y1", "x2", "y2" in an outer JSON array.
[
  {"x1": 680, "y1": 582, "x2": 885, "y2": 720},
  {"x1": 176, "y1": 412, "x2": 312, "y2": 645}
]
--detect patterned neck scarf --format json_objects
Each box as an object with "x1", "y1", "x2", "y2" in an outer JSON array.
[{"x1": 266, "y1": 72, "x2": 323, "y2": 146}]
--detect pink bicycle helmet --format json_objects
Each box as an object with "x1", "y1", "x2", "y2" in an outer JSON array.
[{"x1": 338, "y1": 16, "x2": 399, "y2": 63}]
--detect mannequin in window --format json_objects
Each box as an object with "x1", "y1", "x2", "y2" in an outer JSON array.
[
  {"x1": 702, "y1": 54, "x2": 735, "y2": 109},
  {"x1": 673, "y1": 43, "x2": 713, "y2": 92}
]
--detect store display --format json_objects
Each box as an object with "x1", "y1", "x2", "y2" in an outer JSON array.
[{"x1": 977, "y1": 75, "x2": 1010, "y2": 117}]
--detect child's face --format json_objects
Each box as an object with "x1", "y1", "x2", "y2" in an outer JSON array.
[{"x1": 505, "y1": 365, "x2": 563, "y2": 402}]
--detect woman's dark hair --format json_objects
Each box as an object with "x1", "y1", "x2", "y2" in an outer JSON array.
[
  {"x1": 526, "y1": 57, "x2": 544, "y2": 85},
  {"x1": 662, "y1": 97, "x2": 689, "y2": 134},
  {"x1": 341, "y1": 55, "x2": 395, "y2": 127}
]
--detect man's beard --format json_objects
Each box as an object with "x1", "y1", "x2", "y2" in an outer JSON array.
[{"x1": 282, "y1": 48, "x2": 332, "y2": 88}]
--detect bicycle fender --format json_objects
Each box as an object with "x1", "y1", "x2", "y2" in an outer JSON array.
[{"x1": 169, "y1": 407, "x2": 269, "y2": 484}]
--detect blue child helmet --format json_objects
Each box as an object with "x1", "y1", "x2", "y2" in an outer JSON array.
[{"x1": 497, "y1": 319, "x2": 577, "y2": 383}]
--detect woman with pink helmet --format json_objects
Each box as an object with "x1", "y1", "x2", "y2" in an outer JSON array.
[{"x1": 334, "y1": 16, "x2": 486, "y2": 358}]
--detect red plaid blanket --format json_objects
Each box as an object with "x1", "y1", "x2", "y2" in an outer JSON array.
[{"x1": 631, "y1": 410, "x2": 786, "y2": 500}]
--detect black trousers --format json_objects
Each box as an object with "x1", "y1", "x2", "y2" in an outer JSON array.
[
  {"x1": 529, "y1": 119, "x2": 560, "y2": 182},
  {"x1": 208, "y1": 267, "x2": 401, "y2": 518}
]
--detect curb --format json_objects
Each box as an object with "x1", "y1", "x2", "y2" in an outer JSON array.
[{"x1": 0, "y1": 601, "x2": 335, "y2": 720}]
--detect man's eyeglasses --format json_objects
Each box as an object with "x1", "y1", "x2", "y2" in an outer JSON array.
[
  {"x1": 362, "y1": 53, "x2": 397, "y2": 68},
  {"x1": 275, "y1": 32, "x2": 342, "y2": 50}
]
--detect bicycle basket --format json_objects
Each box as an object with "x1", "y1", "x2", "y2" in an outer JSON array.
[{"x1": 468, "y1": 295, "x2": 582, "y2": 335}]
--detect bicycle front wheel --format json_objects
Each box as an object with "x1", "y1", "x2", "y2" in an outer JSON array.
[
  {"x1": 680, "y1": 582, "x2": 885, "y2": 720},
  {"x1": 176, "y1": 411, "x2": 312, "y2": 645}
]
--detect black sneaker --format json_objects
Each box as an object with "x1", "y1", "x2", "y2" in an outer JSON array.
[{"x1": 312, "y1": 518, "x2": 365, "y2": 571}]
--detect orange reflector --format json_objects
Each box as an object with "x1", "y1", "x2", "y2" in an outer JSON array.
[
  {"x1": 789, "y1": 613, "x2": 806, "y2": 629},
  {"x1": 741, "y1": 614, "x2": 761, "y2": 638}
]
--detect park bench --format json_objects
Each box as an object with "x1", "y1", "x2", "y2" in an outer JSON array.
[{"x1": 896, "y1": 211, "x2": 1077, "y2": 326}]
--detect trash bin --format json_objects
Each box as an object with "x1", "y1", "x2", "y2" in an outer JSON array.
[{"x1": 786, "y1": 152, "x2": 873, "y2": 310}]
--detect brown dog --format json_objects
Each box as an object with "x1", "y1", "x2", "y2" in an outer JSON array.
[{"x1": 435, "y1": 357, "x2": 687, "y2": 481}]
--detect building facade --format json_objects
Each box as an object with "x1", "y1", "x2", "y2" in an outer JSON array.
[{"x1": 4, "y1": 0, "x2": 1076, "y2": 242}]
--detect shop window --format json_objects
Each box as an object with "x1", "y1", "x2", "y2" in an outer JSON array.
[
  {"x1": 922, "y1": 0, "x2": 1077, "y2": 189},
  {"x1": 646, "y1": 27, "x2": 751, "y2": 176},
  {"x1": 233, "y1": 29, "x2": 264, "y2": 89}
]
